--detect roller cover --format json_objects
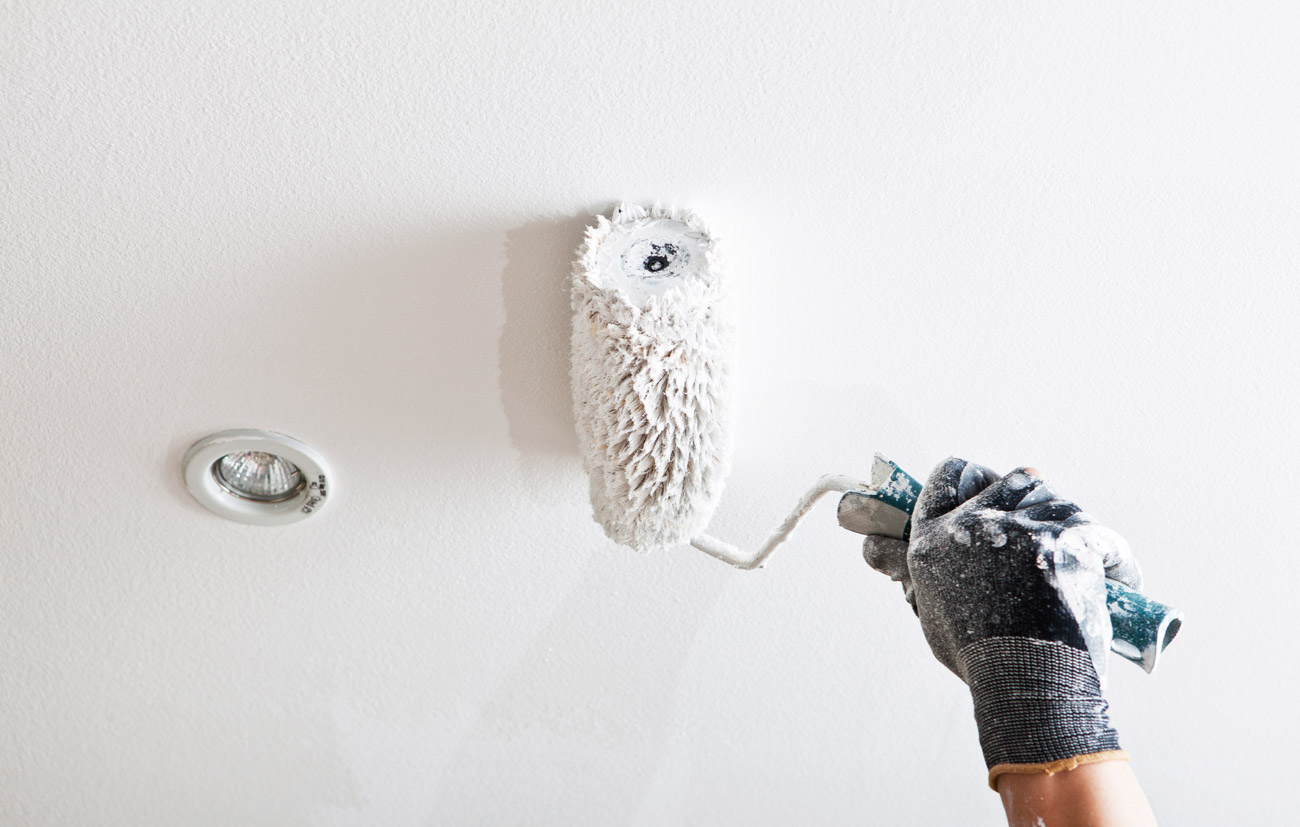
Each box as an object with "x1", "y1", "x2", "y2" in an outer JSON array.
[{"x1": 570, "y1": 203, "x2": 734, "y2": 551}]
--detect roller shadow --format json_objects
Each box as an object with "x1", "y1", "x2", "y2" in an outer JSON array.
[{"x1": 496, "y1": 211, "x2": 604, "y2": 473}]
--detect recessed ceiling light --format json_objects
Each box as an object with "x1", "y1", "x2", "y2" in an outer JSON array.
[{"x1": 182, "y1": 429, "x2": 333, "y2": 525}]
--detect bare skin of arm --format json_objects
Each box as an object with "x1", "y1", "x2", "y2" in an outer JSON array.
[{"x1": 998, "y1": 762, "x2": 1158, "y2": 827}]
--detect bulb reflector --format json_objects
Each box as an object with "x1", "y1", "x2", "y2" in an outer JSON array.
[{"x1": 214, "y1": 451, "x2": 305, "y2": 502}]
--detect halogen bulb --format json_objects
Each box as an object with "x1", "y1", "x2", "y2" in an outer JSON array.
[{"x1": 213, "y1": 451, "x2": 305, "y2": 502}]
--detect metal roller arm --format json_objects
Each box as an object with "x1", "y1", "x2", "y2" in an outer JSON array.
[{"x1": 689, "y1": 474, "x2": 866, "y2": 570}]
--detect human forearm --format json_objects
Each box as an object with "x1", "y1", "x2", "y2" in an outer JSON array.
[{"x1": 998, "y1": 760, "x2": 1157, "y2": 827}]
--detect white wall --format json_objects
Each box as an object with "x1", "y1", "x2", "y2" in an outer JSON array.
[{"x1": 3, "y1": 2, "x2": 1296, "y2": 824}]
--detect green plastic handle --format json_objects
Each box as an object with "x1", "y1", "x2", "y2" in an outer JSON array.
[{"x1": 845, "y1": 457, "x2": 1182, "y2": 673}]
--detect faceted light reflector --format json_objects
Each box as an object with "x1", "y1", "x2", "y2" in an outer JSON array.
[{"x1": 214, "y1": 451, "x2": 305, "y2": 502}]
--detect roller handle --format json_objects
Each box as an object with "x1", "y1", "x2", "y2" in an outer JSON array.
[{"x1": 838, "y1": 456, "x2": 1183, "y2": 674}]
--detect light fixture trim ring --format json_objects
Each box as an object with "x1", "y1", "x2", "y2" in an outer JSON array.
[{"x1": 182, "y1": 429, "x2": 333, "y2": 526}]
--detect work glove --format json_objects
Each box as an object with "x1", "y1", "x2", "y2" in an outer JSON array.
[{"x1": 862, "y1": 457, "x2": 1143, "y2": 789}]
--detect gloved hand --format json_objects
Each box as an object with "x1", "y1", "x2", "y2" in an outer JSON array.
[{"x1": 862, "y1": 457, "x2": 1143, "y2": 789}]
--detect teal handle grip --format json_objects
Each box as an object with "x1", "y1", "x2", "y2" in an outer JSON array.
[
  {"x1": 844, "y1": 456, "x2": 1183, "y2": 673},
  {"x1": 1105, "y1": 579, "x2": 1182, "y2": 673}
]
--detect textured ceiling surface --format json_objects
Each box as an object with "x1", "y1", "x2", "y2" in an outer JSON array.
[{"x1": 3, "y1": 2, "x2": 1297, "y2": 825}]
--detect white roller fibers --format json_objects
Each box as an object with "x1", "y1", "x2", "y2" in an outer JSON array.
[{"x1": 570, "y1": 203, "x2": 735, "y2": 551}]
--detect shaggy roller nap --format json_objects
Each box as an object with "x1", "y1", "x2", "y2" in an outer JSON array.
[{"x1": 570, "y1": 203, "x2": 735, "y2": 551}]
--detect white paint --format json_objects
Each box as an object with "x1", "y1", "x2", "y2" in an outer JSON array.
[
  {"x1": 590, "y1": 215, "x2": 710, "y2": 304},
  {"x1": 1046, "y1": 526, "x2": 1117, "y2": 688},
  {"x1": 571, "y1": 203, "x2": 734, "y2": 550},
  {"x1": 2, "y1": 2, "x2": 1298, "y2": 825}
]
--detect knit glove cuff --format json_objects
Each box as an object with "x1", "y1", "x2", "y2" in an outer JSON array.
[{"x1": 960, "y1": 637, "x2": 1126, "y2": 789}]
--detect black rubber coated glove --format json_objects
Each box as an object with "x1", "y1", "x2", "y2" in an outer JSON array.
[{"x1": 862, "y1": 458, "x2": 1143, "y2": 786}]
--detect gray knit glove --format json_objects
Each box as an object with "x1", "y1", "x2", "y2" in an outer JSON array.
[{"x1": 862, "y1": 458, "x2": 1142, "y2": 785}]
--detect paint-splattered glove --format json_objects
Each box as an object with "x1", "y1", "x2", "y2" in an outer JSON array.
[{"x1": 862, "y1": 457, "x2": 1143, "y2": 789}]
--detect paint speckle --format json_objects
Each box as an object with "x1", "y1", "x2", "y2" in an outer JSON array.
[{"x1": 642, "y1": 242, "x2": 678, "y2": 272}]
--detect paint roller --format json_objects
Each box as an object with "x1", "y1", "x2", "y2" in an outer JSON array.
[
  {"x1": 570, "y1": 202, "x2": 734, "y2": 552},
  {"x1": 570, "y1": 203, "x2": 1182, "y2": 673}
]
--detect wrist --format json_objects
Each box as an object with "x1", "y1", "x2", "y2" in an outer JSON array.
[
  {"x1": 996, "y1": 760, "x2": 1157, "y2": 826},
  {"x1": 958, "y1": 637, "x2": 1123, "y2": 789}
]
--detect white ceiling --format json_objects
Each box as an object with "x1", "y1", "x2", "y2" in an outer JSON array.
[{"x1": 3, "y1": 2, "x2": 1297, "y2": 824}]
